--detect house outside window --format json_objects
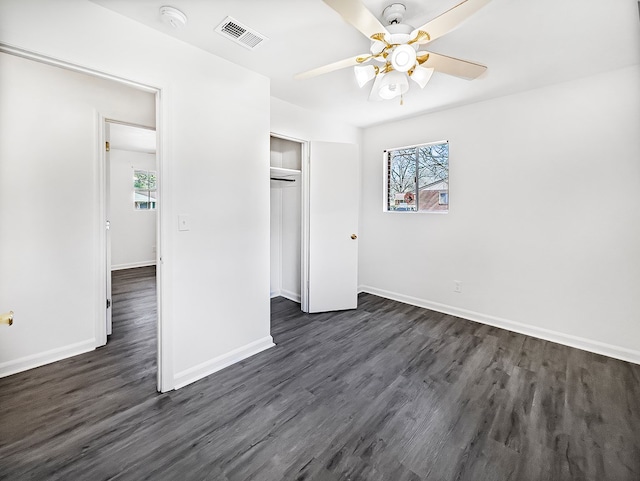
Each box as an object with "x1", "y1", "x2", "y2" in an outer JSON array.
[
  {"x1": 385, "y1": 141, "x2": 449, "y2": 213},
  {"x1": 134, "y1": 169, "x2": 157, "y2": 210}
]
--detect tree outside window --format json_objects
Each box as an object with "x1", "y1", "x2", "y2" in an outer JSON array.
[
  {"x1": 386, "y1": 141, "x2": 449, "y2": 213},
  {"x1": 134, "y1": 170, "x2": 157, "y2": 210}
]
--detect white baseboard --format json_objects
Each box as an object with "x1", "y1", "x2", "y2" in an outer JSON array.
[
  {"x1": 280, "y1": 289, "x2": 301, "y2": 303},
  {"x1": 270, "y1": 290, "x2": 301, "y2": 303},
  {"x1": 0, "y1": 338, "x2": 96, "y2": 379},
  {"x1": 358, "y1": 285, "x2": 640, "y2": 365},
  {"x1": 173, "y1": 336, "x2": 275, "y2": 390},
  {"x1": 111, "y1": 261, "x2": 156, "y2": 271}
]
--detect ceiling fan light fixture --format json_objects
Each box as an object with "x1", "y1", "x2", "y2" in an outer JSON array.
[
  {"x1": 370, "y1": 40, "x2": 386, "y2": 55},
  {"x1": 354, "y1": 64, "x2": 378, "y2": 88},
  {"x1": 390, "y1": 44, "x2": 416, "y2": 72},
  {"x1": 295, "y1": 0, "x2": 491, "y2": 104},
  {"x1": 378, "y1": 70, "x2": 409, "y2": 99},
  {"x1": 410, "y1": 65, "x2": 434, "y2": 89}
]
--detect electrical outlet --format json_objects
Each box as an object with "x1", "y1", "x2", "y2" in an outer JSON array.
[{"x1": 454, "y1": 280, "x2": 462, "y2": 293}]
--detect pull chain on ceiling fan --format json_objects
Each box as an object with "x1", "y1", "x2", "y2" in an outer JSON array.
[{"x1": 295, "y1": 0, "x2": 491, "y2": 102}]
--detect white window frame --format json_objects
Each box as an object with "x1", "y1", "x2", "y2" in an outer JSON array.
[
  {"x1": 382, "y1": 140, "x2": 449, "y2": 214},
  {"x1": 133, "y1": 169, "x2": 157, "y2": 210}
]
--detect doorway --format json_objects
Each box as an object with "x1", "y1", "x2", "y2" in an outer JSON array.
[
  {"x1": 0, "y1": 48, "x2": 166, "y2": 391},
  {"x1": 105, "y1": 121, "x2": 158, "y2": 347},
  {"x1": 269, "y1": 135, "x2": 306, "y2": 310},
  {"x1": 269, "y1": 136, "x2": 360, "y2": 316}
]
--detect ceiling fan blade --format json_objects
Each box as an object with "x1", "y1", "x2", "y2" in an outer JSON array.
[
  {"x1": 322, "y1": 0, "x2": 389, "y2": 39},
  {"x1": 294, "y1": 54, "x2": 368, "y2": 80},
  {"x1": 412, "y1": 0, "x2": 491, "y2": 44},
  {"x1": 421, "y1": 52, "x2": 487, "y2": 80}
]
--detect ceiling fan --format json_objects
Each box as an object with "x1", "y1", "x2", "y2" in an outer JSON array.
[{"x1": 295, "y1": 0, "x2": 491, "y2": 102}]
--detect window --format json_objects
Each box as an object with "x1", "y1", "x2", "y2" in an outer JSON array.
[
  {"x1": 134, "y1": 169, "x2": 157, "y2": 210},
  {"x1": 385, "y1": 141, "x2": 449, "y2": 213}
]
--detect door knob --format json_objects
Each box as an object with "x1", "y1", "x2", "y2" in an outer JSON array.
[
  {"x1": 351, "y1": 234, "x2": 357, "y2": 240},
  {"x1": 0, "y1": 311, "x2": 13, "y2": 326}
]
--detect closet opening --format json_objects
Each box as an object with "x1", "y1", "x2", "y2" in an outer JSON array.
[{"x1": 270, "y1": 134, "x2": 307, "y2": 312}]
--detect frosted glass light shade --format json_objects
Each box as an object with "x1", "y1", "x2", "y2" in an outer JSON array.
[
  {"x1": 370, "y1": 40, "x2": 386, "y2": 55},
  {"x1": 410, "y1": 66, "x2": 435, "y2": 89},
  {"x1": 390, "y1": 44, "x2": 417, "y2": 73},
  {"x1": 354, "y1": 65, "x2": 377, "y2": 88},
  {"x1": 378, "y1": 70, "x2": 409, "y2": 99}
]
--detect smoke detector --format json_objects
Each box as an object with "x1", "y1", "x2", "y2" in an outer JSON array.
[{"x1": 160, "y1": 6, "x2": 187, "y2": 29}]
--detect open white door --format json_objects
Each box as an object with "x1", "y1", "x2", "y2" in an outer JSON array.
[
  {"x1": 105, "y1": 121, "x2": 112, "y2": 336},
  {"x1": 307, "y1": 141, "x2": 359, "y2": 313}
]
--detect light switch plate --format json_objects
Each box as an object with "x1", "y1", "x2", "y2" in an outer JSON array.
[{"x1": 178, "y1": 214, "x2": 190, "y2": 231}]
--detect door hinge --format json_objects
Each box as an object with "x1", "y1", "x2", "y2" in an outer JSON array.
[
  {"x1": 106, "y1": 299, "x2": 111, "y2": 309},
  {"x1": 105, "y1": 141, "x2": 110, "y2": 152}
]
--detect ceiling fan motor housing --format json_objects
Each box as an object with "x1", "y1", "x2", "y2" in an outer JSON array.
[
  {"x1": 370, "y1": 22, "x2": 418, "y2": 73},
  {"x1": 382, "y1": 3, "x2": 407, "y2": 25},
  {"x1": 386, "y1": 23, "x2": 414, "y2": 44}
]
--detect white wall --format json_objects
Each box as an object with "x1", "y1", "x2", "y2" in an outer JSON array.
[
  {"x1": 359, "y1": 65, "x2": 640, "y2": 363},
  {"x1": 270, "y1": 184, "x2": 282, "y2": 298},
  {"x1": 0, "y1": 52, "x2": 155, "y2": 375},
  {"x1": 110, "y1": 149, "x2": 157, "y2": 270},
  {"x1": 271, "y1": 97, "x2": 361, "y2": 144},
  {"x1": 0, "y1": 0, "x2": 272, "y2": 389}
]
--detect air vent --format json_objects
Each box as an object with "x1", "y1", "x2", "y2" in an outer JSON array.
[{"x1": 215, "y1": 16, "x2": 268, "y2": 50}]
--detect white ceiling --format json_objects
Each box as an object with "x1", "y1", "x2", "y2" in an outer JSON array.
[{"x1": 90, "y1": 0, "x2": 639, "y2": 128}]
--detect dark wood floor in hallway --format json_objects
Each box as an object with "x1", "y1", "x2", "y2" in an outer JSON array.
[{"x1": 0, "y1": 266, "x2": 638, "y2": 480}]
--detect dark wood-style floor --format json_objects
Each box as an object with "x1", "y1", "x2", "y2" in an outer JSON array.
[{"x1": 0, "y1": 267, "x2": 638, "y2": 480}]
